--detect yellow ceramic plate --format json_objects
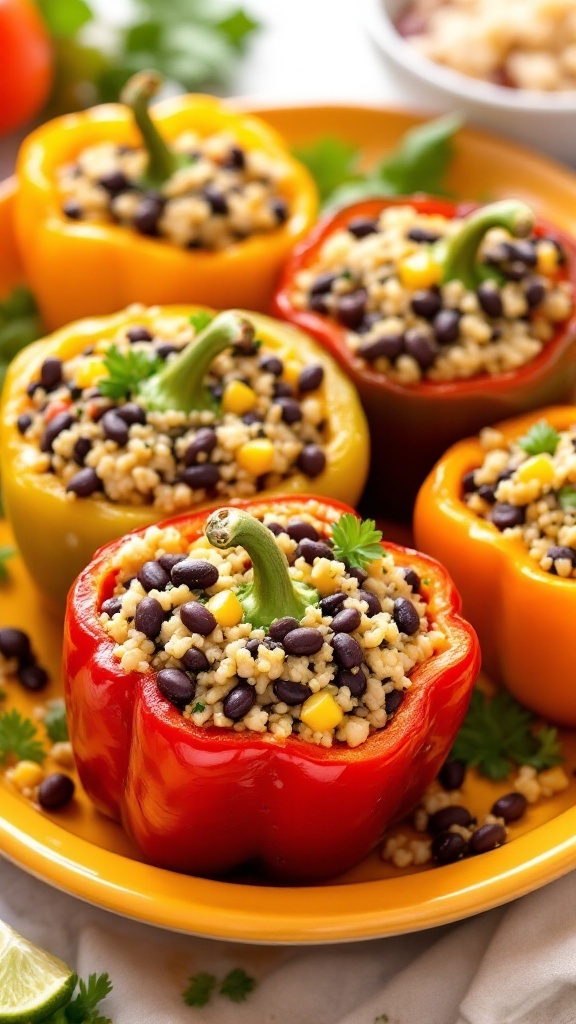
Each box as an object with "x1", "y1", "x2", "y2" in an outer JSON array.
[{"x1": 1, "y1": 105, "x2": 576, "y2": 944}]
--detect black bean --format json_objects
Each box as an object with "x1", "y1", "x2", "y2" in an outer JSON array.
[
  {"x1": 138, "y1": 560, "x2": 170, "y2": 592},
  {"x1": 349, "y1": 566, "x2": 368, "y2": 584},
  {"x1": 223, "y1": 144, "x2": 245, "y2": 170},
  {"x1": 433, "y1": 308, "x2": 460, "y2": 344},
  {"x1": 547, "y1": 545, "x2": 576, "y2": 571},
  {"x1": 99, "y1": 169, "x2": 130, "y2": 193},
  {"x1": 286, "y1": 520, "x2": 319, "y2": 543},
  {"x1": 242, "y1": 411, "x2": 263, "y2": 426},
  {"x1": 400, "y1": 567, "x2": 421, "y2": 591},
  {"x1": 273, "y1": 381, "x2": 294, "y2": 399},
  {"x1": 62, "y1": 199, "x2": 82, "y2": 220},
  {"x1": 158, "y1": 553, "x2": 186, "y2": 574},
  {"x1": 404, "y1": 328, "x2": 438, "y2": 369},
  {"x1": 223, "y1": 682, "x2": 255, "y2": 720},
  {"x1": 347, "y1": 217, "x2": 378, "y2": 238},
  {"x1": 38, "y1": 773, "x2": 75, "y2": 810},
  {"x1": 127, "y1": 326, "x2": 153, "y2": 344},
  {"x1": 320, "y1": 592, "x2": 347, "y2": 616},
  {"x1": 156, "y1": 668, "x2": 195, "y2": 709},
  {"x1": 337, "y1": 290, "x2": 367, "y2": 330},
  {"x1": 273, "y1": 679, "x2": 312, "y2": 705},
  {"x1": 171, "y1": 559, "x2": 219, "y2": 589},
  {"x1": 203, "y1": 183, "x2": 229, "y2": 215},
  {"x1": 101, "y1": 410, "x2": 129, "y2": 446},
  {"x1": 179, "y1": 602, "x2": 217, "y2": 636},
  {"x1": 27, "y1": 381, "x2": 40, "y2": 398},
  {"x1": 525, "y1": 279, "x2": 546, "y2": 308},
  {"x1": 66, "y1": 468, "x2": 102, "y2": 497},
  {"x1": 508, "y1": 239, "x2": 537, "y2": 266},
  {"x1": 310, "y1": 272, "x2": 338, "y2": 297},
  {"x1": 245, "y1": 637, "x2": 281, "y2": 657},
  {"x1": 385, "y1": 688, "x2": 405, "y2": 714},
  {"x1": 491, "y1": 792, "x2": 527, "y2": 823},
  {"x1": 101, "y1": 596, "x2": 122, "y2": 617},
  {"x1": 259, "y1": 355, "x2": 284, "y2": 377},
  {"x1": 505, "y1": 262, "x2": 528, "y2": 282},
  {"x1": 266, "y1": 522, "x2": 285, "y2": 536},
  {"x1": 358, "y1": 589, "x2": 381, "y2": 617},
  {"x1": 469, "y1": 823, "x2": 506, "y2": 854},
  {"x1": 428, "y1": 805, "x2": 475, "y2": 835},
  {"x1": 283, "y1": 627, "x2": 324, "y2": 656},
  {"x1": 72, "y1": 436, "x2": 92, "y2": 465},
  {"x1": 432, "y1": 831, "x2": 468, "y2": 865},
  {"x1": 411, "y1": 290, "x2": 442, "y2": 319},
  {"x1": 309, "y1": 293, "x2": 329, "y2": 315},
  {"x1": 269, "y1": 617, "x2": 300, "y2": 642},
  {"x1": 357, "y1": 312, "x2": 382, "y2": 335},
  {"x1": 181, "y1": 646, "x2": 210, "y2": 673},
  {"x1": 476, "y1": 281, "x2": 503, "y2": 318},
  {"x1": 68, "y1": 384, "x2": 82, "y2": 401},
  {"x1": 183, "y1": 427, "x2": 218, "y2": 465},
  {"x1": 135, "y1": 597, "x2": 165, "y2": 638},
  {"x1": 358, "y1": 333, "x2": 404, "y2": 361},
  {"x1": 41, "y1": 412, "x2": 75, "y2": 452},
  {"x1": 298, "y1": 364, "x2": 324, "y2": 393},
  {"x1": 438, "y1": 758, "x2": 466, "y2": 791},
  {"x1": 407, "y1": 226, "x2": 440, "y2": 243},
  {"x1": 182, "y1": 464, "x2": 220, "y2": 490},
  {"x1": 331, "y1": 607, "x2": 361, "y2": 633},
  {"x1": 335, "y1": 665, "x2": 367, "y2": 697},
  {"x1": 490, "y1": 503, "x2": 526, "y2": 530},
  {"x1": 0, "y1": 628, "x2": 31, "y2": 661},
  {"x1": 478, "y1": 484, "x2": 497, "y2": 504},
  {"x1": 274, "y1": 396, "x2": 302, "y2": 424},
  {"x1": 156, "y1": 343, "x2": 177, "y2": 359},
  {"x1": 18, "y1": 664, "x2": 49, "y2": 691},
  {"x1": 134, "y1": 196, "x2": 163, "y2": 235},
  {"x1": 296, "y1": 538, "x2": 334, "y2": 563},
  {"x1": 462, "y1": 470, "x2": 478, "y2": 494},
  {"x1": 393, "y1": 597, "x2": 420, "y2": 635},
  {"x1": 270, "y1": 197, "x2": 289, "y2": 224},
  {"x1": 332, "y1": 633, "x2": 363, "y2": 668},
  {"x1": 297, "y1": 445, "x2": 326, "y2": 477},
  {"x1": 40, "y1": 357, "x2": 63, "y2": 391},
  {"x1": 117, "y1": 402, "x2": 147, "y2": 425},
  {"x1": 17, "y1": 414, "x2": 32, "y2": 435}
]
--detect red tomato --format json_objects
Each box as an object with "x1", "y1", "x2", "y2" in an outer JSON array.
[{"x1": 0, "y1": 0, "x2": 53, "y2": 135}]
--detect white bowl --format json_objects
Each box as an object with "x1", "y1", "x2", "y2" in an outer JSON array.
[{"x1": 364, "y1": 0, "x2": 576, "y2": 166}]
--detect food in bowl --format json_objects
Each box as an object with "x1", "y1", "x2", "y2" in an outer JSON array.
[{"x1": 63, "y1": 496, "x2": 479, "y2": 880}]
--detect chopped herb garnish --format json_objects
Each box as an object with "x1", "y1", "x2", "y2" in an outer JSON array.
[
  {"x1": 220, "y1": 968, "x2": 256, "y2": 1003},
  {"x1": 331, "y1": 514, "x2": 383, "y2": 570},
  {"x1": 192, "y1": 702, "x2": 205, "y2": 713},
  {"x1": 0, "y1": 709, "x2": 46, "y2": 765},
  {"x1": 557, "y1": 484, "x2": 576, "y2": 511},
  {"x1": 452, "y1": 687, "x2": 563, "y2": 780},
  {"x1": 183, "y1": 972, "x2": 217, "y2": 1008},
  {"x1": 61, "y1": 972, "x2": 113, "y2": 1023},
  {"x1": 518, "y1": 420, "x2": 561, "y2": 457},
  {"x1": 0, "y1": 545, "x2": 16, "y2": 582},
  {"x1": 99, "y1": 346, "x2": 164, "y2": 400},
  {"x1": 189, "y1": 311, "x2": 214, "y2": 334},
  {"x1": 44, "y1": 700, "x2": 69, "y2": 743}
]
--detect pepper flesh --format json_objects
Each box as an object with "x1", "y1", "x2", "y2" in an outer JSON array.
[
  {"x1": 0, "y1": 306, "x2": 369, "y2": 608},
  {"x1": 273, "y1": 196, "x2": 576, "y2": 521},
  {"x1": 63, "y1": 495, "x2": 479, "y2": 882},
  {"x1": 14, "y1": 93, "x2": 318, "y2": 330},
  {"x1": 414, "y1": 406, "x2": 576, "y2": 726}
]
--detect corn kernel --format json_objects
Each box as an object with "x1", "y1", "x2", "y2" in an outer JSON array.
[
  {"x1": 300, "y1": 691, "x2": 344, "y2": 732},
  {"x1": 11, "y1": 760, "x2": 44, "y2": 791},
  {"x1": 283, "y1": 359, "x2": 303, "y2": 385},
  {"x1": 516, "y1": 454, "x2": 555, "y2": 485},
  {"x1": 398, "y1": 249, "x2": 442, "y2": 290},
  {"x1": 536, "y1": 240, "x2": 559, "y2": 276},
  {"x1": 207, "y1": 590, "x2": 244, "y2": 627},
  {"x1": 236, "y1": 439, "x2": 275, "y2": 476},
  {"x1": 75, "y1": 358, "x2": 107, "y2": 389},
  {"x1": 310, "y1": 559, "x2": 340, "y2": 596},
  {"x1": 222, "y1": 380, "x2": 257, "y2": 415}
]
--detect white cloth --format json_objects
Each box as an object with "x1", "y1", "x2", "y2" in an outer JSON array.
[{"x1": 1, "y1": 857, "x2": 575, "y2": 1023}]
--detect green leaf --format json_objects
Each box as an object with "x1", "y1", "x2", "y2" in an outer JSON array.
[
  {"x1": 0, "y1": 709, "x2": 46, "y2": 766},
  {"x1": 35, "y1": 0, "x2": 93, "y2": 39},
  {"x1": 0, "y1": 546, "x2": 15, "y2": 582},
  {"x1": 189, "y1": 311, "x2": 214, "y2": 334},
  {"x1": 518, "y1": 420, "x2": 561, "y2": 457},
  {"x1": 99, "y1": 346, "x2": 164, "y2": 401},
  {"x1": 451, "y1": 688, "x2": 563, "y2": 780},
  {"x1": 331, "y1": 514, "x2": 384, "y2": 570},
  {"x1": 64, "y1": 973, "x2": 113, "y2": 1023},
  {"x1": 0, "y1": 287, "x2": 43, "y2": 395},
  {"x1": 192, "y1": 702, "x2": 205, "y2": 713},
  {"x1": 216, "y1": 8, "x2": 261, "y2": 51},
  {"x1": 219, "y1": 968, "x2": 256, "y2": 1003},
  {"x1": 376, "y1": 113, "x2": 463, "y2": 196},
  {"x1": 292, "y1": 136, "x2": 362, "y2": 204},
  {"x1": 557, "y1": 484, "x2": 576, "y2": 511},
  {"x1": 44, "y1": 700, "x2": 69, "y2": 744},
  {"x1": 324, "y1": 176, "x2": 395, "y2": 212},
  {"x1": 183, "y1": 972, "x2": 217, "y2": 1007}
]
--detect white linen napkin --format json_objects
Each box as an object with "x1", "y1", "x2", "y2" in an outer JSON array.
[{"x1": 1, "y1": 858, "x2": 575, "y2": 1023}]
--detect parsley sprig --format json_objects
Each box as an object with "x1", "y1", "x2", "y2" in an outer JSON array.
[
  {"x1": 518, "y1": 420, "x2": 561, "y2": 457},
  {"x1": 451, "y1": 688, "x2": 563, "y2": 781},
  {"x1": 331, "y1": 514, "x2": 383, "y2": 570},
  {"x1": 183, "y1": 972, "x2": 217, "y2": 1008},
  {"x1": 0, "y1": 709, "x2": 46, "y2": 765},
  {"x1": 183, "y1": 967, "x2": 256, "y2": 1008},
  {"x1": 44, "y1": 699, "x2": 69, "y2": 743},
  {"x1": 557, "y1": 484, "x2": 576, "y2": 511},
  {"x1": 220, "y1": 968, "x2": 256, "y2": 1003},
  {"x1": 99, "y1": 346, "x2": 164, "y2": 401},
  {"x1": 47, "y1": 972, "x2": 113, "y2": 1024}
]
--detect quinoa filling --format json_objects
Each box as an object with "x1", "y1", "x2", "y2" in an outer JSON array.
[
  {"x1": 291, "y1": 203, "x2": 573, "y2": 384},
  {"x1": 463, "y1": 420, "x2": 576, "y2": 577},
  {"x1": 17, "y1": 311, "x2": 327, "y2": 513},
  {"x1": 101, "y1": 501, "x2": 444, "y2": 748}
]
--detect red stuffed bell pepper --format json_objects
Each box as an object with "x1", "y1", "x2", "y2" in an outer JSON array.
[
  {"x1": 64, "y1": 495, "x2": 479, "y2": 882},
  {"x1": 273, "y1": 197, "x2": 576, "y2": 519}
]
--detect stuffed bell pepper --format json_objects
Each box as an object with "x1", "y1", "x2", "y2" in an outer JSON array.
[
  {"x1": 274, "y1": 196, "x2": 576, "y2": 519},
  {"x1": 63, "y1": 495, "x2": 479, "y2": 881},
  {"x1": 414, "y1": 406, "x2": 576, "y2": 725},
  {"x1": 1, "y1": 306, "x2": 368, "y2": 607},
  {"x1": 14, "y1": 71, "x2": 318, "y2": 330}
]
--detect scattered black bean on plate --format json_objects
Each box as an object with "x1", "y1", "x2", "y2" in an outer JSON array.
[{"x1": 38, "y1": 773, "x2": 75, "y2": 810}]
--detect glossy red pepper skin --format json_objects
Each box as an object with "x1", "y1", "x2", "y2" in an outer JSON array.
[
  {"x1": 63, "y1": 496, "x2": 479, "y2": 882},
  {"x1": 273, "y1": 197, "x2": 576, "y2": 520}
]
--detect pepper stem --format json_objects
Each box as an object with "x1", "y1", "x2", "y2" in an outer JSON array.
[
  {"x1": 439, "y1": 200, "x2": 535, "y2": 290},
  {"x1": 120, "y1": 70, "x2": 182, "y2": 189},
  {"x1": 205, "y1": 508, "x2": 319, "y2": 630},
  {"x1": 138, "y1": 312, "x2": 255, "y2": 413}
]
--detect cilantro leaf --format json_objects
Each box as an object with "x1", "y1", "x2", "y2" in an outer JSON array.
[
  {"x1": 189, "y1": 311, "x2": 214, "y2": 334},
  {"x1": 451, "y1": 688, "x2": 563, "y2": 780},
  {"x1": 44, "y1": 700, "x2": 69, "y2": 743},
  {"x1": 518, "y1": 420, "x2": 561, "y2": 457},
  {"x1": 216, "y1": 8, "x2": 260, "y2": 51},
  {"x1": 0, "y1": 546, "x2": 16, "y2": 582},
  {"x1": 99, "y1": 346, "x2": 163, "y2": 401},
  {"x1": 192, "y1": 702, "x2": 205, "y2": 713},
  {"x1": 0, "y1": 287, "x2": 43, "y2": 395},
  {"x1": 183, "y1": 972, "x2": 217, "y2": 1007},
  {"x1": 35, "y1": 0, "x2": 93, "y2": 39},
  {"x1": 220, "y1": 968, "x2": 256, "y2": 1003},
  {"x1": 331, "y1": 513, "x2": 384, "y2": 570},
  {"x1": 557, "y1": 484, "x2": 576, "y2": 511},
  {"x1": 64, "y1": 973, "x2": 113, "y2": 1024},
  {"x1": 292, "y1": 137, "x2": 362, "y2": 204},
  {"x1": 0, "y1": 709, "x2": 46, "y2": 765}
]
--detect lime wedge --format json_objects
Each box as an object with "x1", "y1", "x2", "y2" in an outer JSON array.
[{"x1": 0, "y1": 920, "x2": 75, "y2": 1023}]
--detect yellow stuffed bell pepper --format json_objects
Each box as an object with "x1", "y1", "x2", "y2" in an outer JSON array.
[
  {"x1": 1, "y1": 305, "x2": 369, "y2": 608},
  {"x1": 14, "y1": 72, "x2": 318, "y2": 331},
  {"x1": 414, "y1": 406, "x2": 576, "y2": 725}
]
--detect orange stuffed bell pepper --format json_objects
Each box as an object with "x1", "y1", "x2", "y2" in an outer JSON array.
[
  {"x1": 14, "y1": 71, "x2": 318, "y2": 330},
  {"x1": 1, "y1": 306, "x2": 368, "y2": 608},
  {"x1": 274, "y1": 196, "x2": 576, "y2": 520},
  {"x1": 415, "y1": 406, "x2": 576, "y2": 725},
  {"x1": 63, "y1": 495, "x2": 479, "y2": 881}
]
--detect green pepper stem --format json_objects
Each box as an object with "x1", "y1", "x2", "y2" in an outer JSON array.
[
  {"x1": 439, "y1": 200, "x2": 535, "y2": 290},
  {"x1": 120, "y1": 70, "x2": 180, "y2": 188},
  {"x1": 205, "y1": 508, "x2": 318, "y2": 629},
  {"x1": 138, "y1": 312, "x2": 255, "y2": 413}
]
